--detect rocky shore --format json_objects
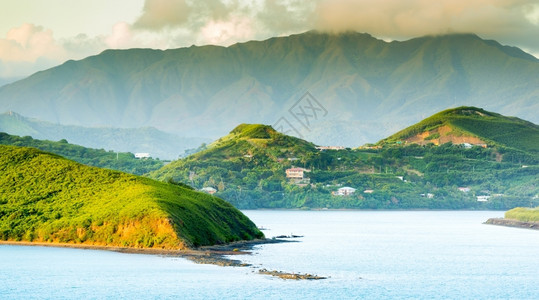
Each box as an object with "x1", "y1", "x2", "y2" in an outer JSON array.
[
  {"x1": 485, "y1": 218, "x2": 539, "y2": 230},
  {"x1": 258, "y1": 268, "x2": 327, "y2": 280},
  {"x1": 1, "y1": 237, "x2": 327, "y2": 280}
]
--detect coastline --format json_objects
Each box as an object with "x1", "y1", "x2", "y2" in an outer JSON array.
[
  {"x1": 484, "y1": 218, "x2": 539, "y2": 230},
  {"x1": 0, "y1": 237, "x2": 329, "y2": 280},
  {"x1": 0, "y1": 238, "x2": 290, "y2": 267}
]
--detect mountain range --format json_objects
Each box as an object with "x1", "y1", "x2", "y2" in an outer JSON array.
[
  {"x1": 0, "y1": 111, "x2": 209, "y2": 159},
  {"x1": 1, "y1": 31, "x2": 537, "y2": 146}
]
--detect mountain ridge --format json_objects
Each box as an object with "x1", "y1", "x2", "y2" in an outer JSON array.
[
  {"x1": 379, "y1": 106, "x2": 539, "y2": 153},
  {"x1": 0, "y1": 111, "x2": 209, "y2": 159},
  {"x1": 0, "y1": 31, "x2": 538, "y2": 146}
]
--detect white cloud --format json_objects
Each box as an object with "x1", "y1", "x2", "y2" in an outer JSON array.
[
  {"x1": 134, "y1": 0, "x2": 192, "y2": 30},
  {"x1": 199, "y1": 15, "x2": 255, "y2": 45},
  {"x1": 0, "y1": 23, "x2": 65, "y2": 62},
  {"x1": 106, "y1": 22, "x2": 135, "y2": 49}
]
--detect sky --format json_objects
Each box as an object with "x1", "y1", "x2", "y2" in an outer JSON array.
[{"x1": 0, "y1": 0, "x2": 538, "y2": 80}]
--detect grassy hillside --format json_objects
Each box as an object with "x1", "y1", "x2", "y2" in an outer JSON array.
[
  {"x1": 149, "y1": 108, "x2": 538, "y2": 210},
  {"x1": 0, "y1": 111, "x2": 209, "y2": 160},
  {"x1": 505, "y1": 207, "x2": 539, "y2": 222},
  {"x1": 380, "y1": 106, "x2": 539, "y2": 153},
  {"x1": 1, "y1": 32, "x2": 538, "y2": 147},
  {"x1": 0, "y1": 145, "x2": 262, "y2": 249},
  {"x1": 152, "y1": 123, "x2": 318, "y2": 181},
  {"x1": 0, "y1": 132, "x2": 163, "y2": 175}
]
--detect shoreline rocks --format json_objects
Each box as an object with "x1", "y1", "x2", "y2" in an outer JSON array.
[
  {"x1": 485, "y1": 218, "x2": 539, "y2": 230},
  {"x1": 258, "y1": 268, "x2": 327, "y2": 280}
]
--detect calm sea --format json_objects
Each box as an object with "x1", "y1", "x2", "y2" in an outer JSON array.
[{"x1": 1, "y1": 211, "x2": 538, "y2": 300}]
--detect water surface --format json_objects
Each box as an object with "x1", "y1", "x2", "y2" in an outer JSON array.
[{"x1": 1, "y1": 211, "x2": 538, "y2": 299}]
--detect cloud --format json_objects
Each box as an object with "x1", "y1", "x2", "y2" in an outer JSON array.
[
  {"x1": 106, "y1": 22, "x2": 135, "y2": 48},
  {"x1": 257, "y1": 0, "x2": 316, "y2": 34},
  {"x1": 200, "y1": 15, "x2": 255, "y2": 45},
  {"x1": 134, "y1": 0, "x2": 192, "y2": 30},
  {"x1": 312, "y1": 0, "x2": 539, "y2": 49},
  {"x1": 2, "y1": 1, "x2": 539, "y2": 80},
  {"x1": 0, "y1": 23, "x2": 65, "y2": 62}
]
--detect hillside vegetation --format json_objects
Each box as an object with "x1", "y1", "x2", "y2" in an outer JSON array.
[
  {"x1": 0, "y1": 132, "x2": 163, "y2": 175},
  {"x1": 0, "y1": 145, "x2": 262, "y2": 249},
  {"x1": 1, "y1": 32, "x2": 538, "y2": 147},
  {"x1": 504, "y1": 207, "x2": 539, "y2": 222},
  {"x1": 150, "y1": 108, "x2": 538, "y2": 210},
  {"x1": 381, "y1": 107, "x2": 539, "y2": 153}
]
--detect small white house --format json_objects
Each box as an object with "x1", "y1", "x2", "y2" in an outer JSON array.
[
  {"x1": 363, "y1": 189, "x2": 374, "y2": 194},
  {"x1": 134, "y1": 153, "x2": 151, "y2": 159},
  {"x1": 333, "y1": 187, "x2": 357, "y2": 196},
  {"x1": 477, "y1": 195, "x2": 491, "y2": 202}
]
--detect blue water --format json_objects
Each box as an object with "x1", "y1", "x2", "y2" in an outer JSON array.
[{"x1": 1, "y1": 211, "x2": 538, "y2": 299}]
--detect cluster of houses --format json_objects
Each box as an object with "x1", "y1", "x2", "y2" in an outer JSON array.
[
  {"x1": 285, "y1": 167, "x2": 377, "y2": 196},
  {"x1": 315, "y1": 146, "x2": 346, "y2": 151},
  {"x1": 458, "y1": 186, "x2": 497, "y2": 201}
]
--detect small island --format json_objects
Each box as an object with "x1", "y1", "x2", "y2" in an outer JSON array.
[
  {"x1": 485, "y1": 207, "x2": 539, "y2": 230},
  {"x1": 0, "y1": 145, "x2": 263, "y2": 250}
]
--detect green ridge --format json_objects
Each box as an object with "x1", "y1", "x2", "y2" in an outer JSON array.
[
  {"x1": 380, "y1": 106, "x2": 539, "y2": 153},
  {"x1": 505, "y1": 207, "x2": 539, "y2": 222},
  {"x1": 148, "y1": 108, "x2": 538, "y2": 210},
  {"x1": 0, "y1": 111, "x2": 209, "y2": 160},
  {"x1": 0, "y1": 132, "x2": 163, "y2": 175},
  {"x1": 0, "y1": 145, "x2": 263, "y2": 249}
]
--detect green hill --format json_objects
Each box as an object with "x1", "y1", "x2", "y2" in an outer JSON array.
[
  {"x1": 0, "y1": 132, "x2": 163, "y2": 175},
  {"x1": 505, "y1": 207, "x2": 539, "y2": 222},
  {"x1": 148, "y1": 108, "x2": 538, "y2": 210},
  {"x1": 0, "y1": 111, "x2": 209, "y2": 160},
  {"x1": 0, "y1": 32, "x2": 538, "y2": 147},
  {"x1": 380, "y1": 106, "x2": 539, "y2": 154},
  {"x1": 150, "y1": 124, "x2": 321, "y2": 207},
  {"x1": 0, "y1": 145, "x2": 263, "y2": 249}
]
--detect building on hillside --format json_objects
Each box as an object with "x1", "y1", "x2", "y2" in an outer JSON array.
[
  {"x1": 134, "y1": 153, "x2": 151, "y2": 159},
  {"x1": 285, "y1": 167, "x2": 310, "y2": 179},
  {"x1": 458, "y1": 187, "x2": 471, "y2": 193},
  {"x1": 201, "y1": 187, "x2": 217, "y2": 195},
  {"x1": 477, "y1": 195, "x2": 490, "y2": 202},
  {"x1": 316, "y1": 146, "x2": 345, "y2": 151},
  {"x1": 286, "y1": 167, "x2": 311, "y2": 185},
  {"x1": 333, "y1": 187, "x2": 357, "y2": 196},
  {"x1": 363, "y1": 189, "x2": 374, "y2": 194}
]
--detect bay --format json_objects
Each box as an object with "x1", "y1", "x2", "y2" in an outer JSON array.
[{"x1": 1, "y1": 211, "x2": 538, "y2": 299}]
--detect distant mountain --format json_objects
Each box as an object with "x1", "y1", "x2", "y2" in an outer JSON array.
[
  {"x1": 0, "y1": 144, "x2": 263, "y2": 248},
  {"x1": 380, "y1": 106, "x2": 539, "y2": 153},
  {"x1": 0, "y1": 132, "x2": 164, "y2": 175},
  {"x1": 149, "y1": 108, "x2": 538, "y2": 209},
  {"x1": 0, "y1": 31, "x2": 537, "y2": 146},
  {"x1": 0, "y1": 111, "x2": 210, "y2": 159},
  {"x1": 0, "y1": 77, "x2": 21, "y2": 88}
]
